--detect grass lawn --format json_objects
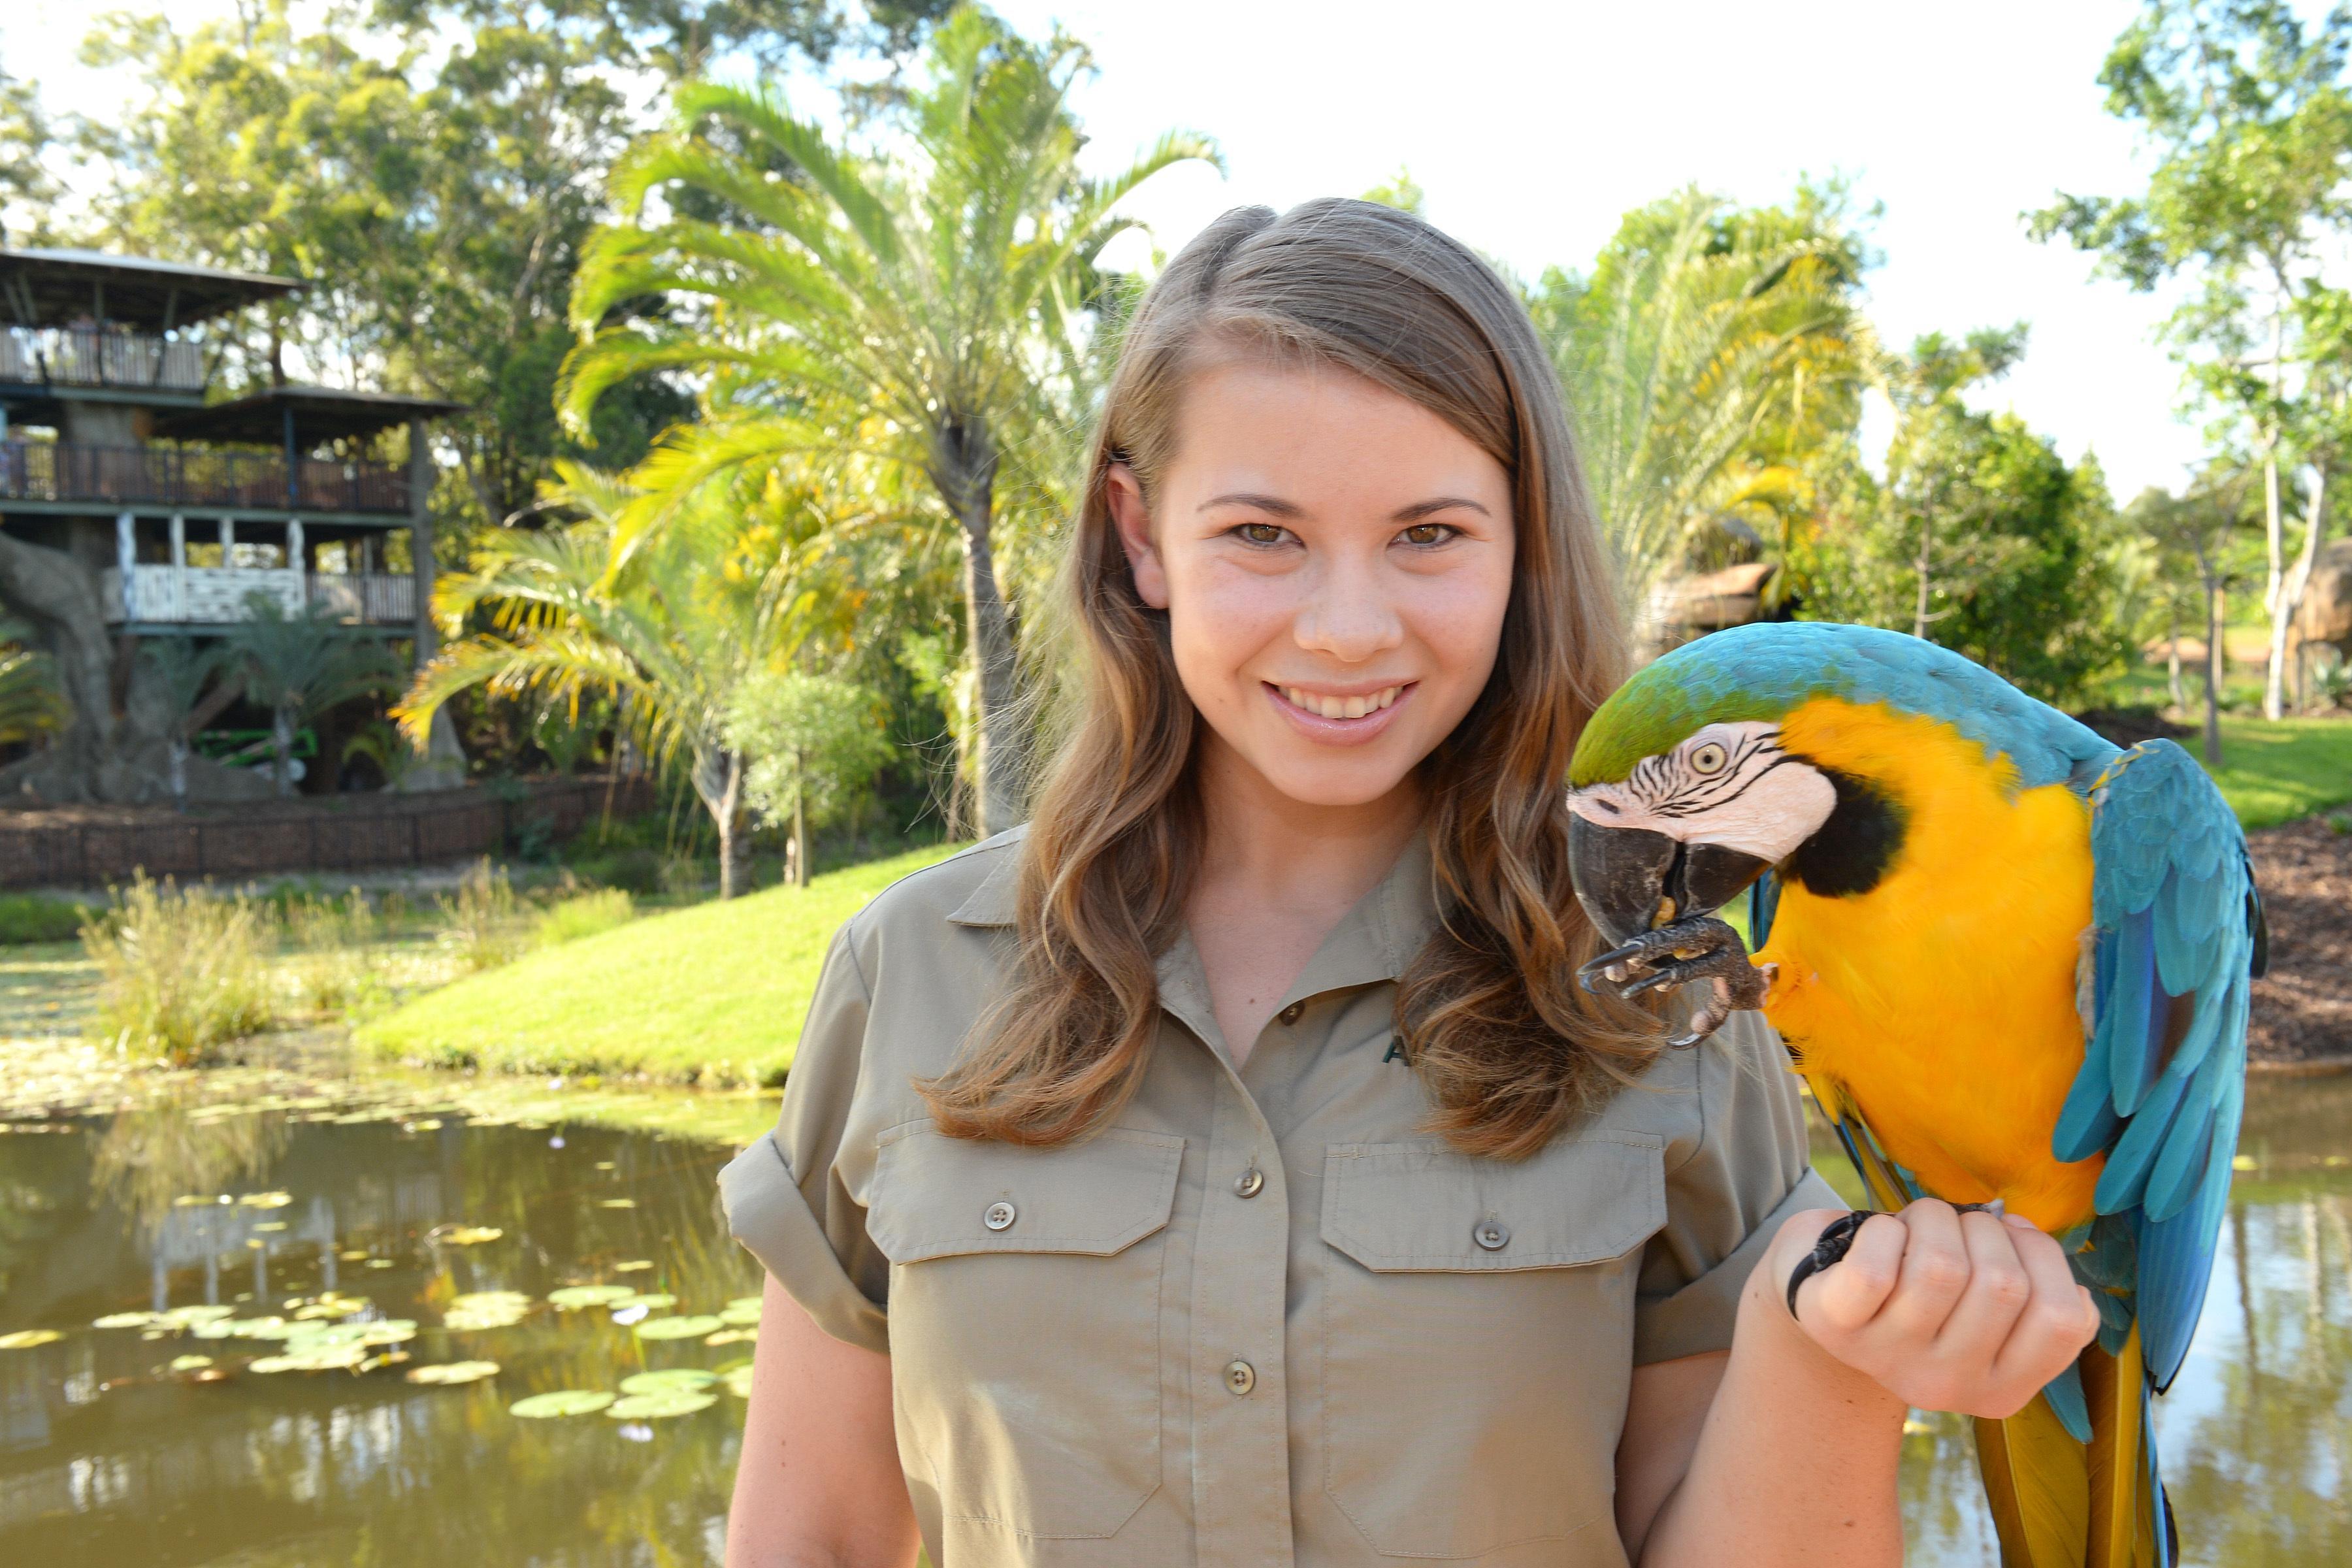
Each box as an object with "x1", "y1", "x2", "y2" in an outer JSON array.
[
  {"x1": 2206, "y1": 715, "x2": 2352, "y2": 828},
  {"x1": 357, "y1": 841, "x2": 964, "y2": 1088}
]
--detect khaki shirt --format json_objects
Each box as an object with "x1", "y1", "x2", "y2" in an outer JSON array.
[{"x1": 719, "y1": 829, "x2": 1840, "y2": 1568}]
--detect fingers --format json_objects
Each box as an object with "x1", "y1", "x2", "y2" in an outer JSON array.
[
  {"x1": 1873, "y1": 1197, "x2": 1972, "y2": 1344},
  {"x1": 1991, "y1": 1213, "x2": 2103, "y2": 1389},
  {"x1": 1791, "y1": 1211, "x2": 1904, "y2": 1331},
  {"x1": 1927, "y1": 1209, "x2": 2036, "y2": 1369}
]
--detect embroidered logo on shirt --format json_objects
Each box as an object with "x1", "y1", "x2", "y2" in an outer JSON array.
[{"x1": 1382, "y1": 1036, "x2": 1406, "y2": 1064}]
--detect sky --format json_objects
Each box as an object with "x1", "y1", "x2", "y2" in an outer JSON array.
[{"x1": 7, "y1": 0, "x2": 2212, "y2": 497}]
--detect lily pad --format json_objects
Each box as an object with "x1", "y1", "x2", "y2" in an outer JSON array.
[
  {"x1": 618, "y1": 1368, "x2": 718, "y2": 1396},
  {"x1": 444, "y1": 1291, "x2": 532, "y2": 1331},
  {"x1": 612, "y1": 1260, "x2": 654, "y2": 1273},
  {"x1": 237, "y1": 1191, "x2": 291, "y2": 1209},
  {"x1": 606, "y1": 1388, "x2": 717, "y2": 1420},
  {"x1": 169, "y1": 1354, "x2": 214, "y2": 1372},
  {"x1": 93, "y1": 1311, "x2": 162, "y2": 1330},
  {"x1": 608, "y1": 1292, "x2": 676, "y2": 1313},
  {"x1": 704, "y1": 1328, "x2": 757, "y2": 1347},
  {"x1": 437, "y1": 1226, "x2": 504, "y2": 1246},
  {"x1": 406, "y1": 1360, "x2": 500, "y2": 1385},
  {"x1": 160, "y1": 1305, "x2": 235, "y2": 1328},
  {"x1": 598, "y1": 1198, "x2": 636, "y2": 1209},
  {"x1": 0, "y1": 1330, "x2": 63, "y2": 1350},
  {"x1": 723, "y1": 1365, "x2": 755, "y2": 1398},
  {"x1": 634, "y1": 1315, "x2": 723, "y2": 1341},
  {"x1": 547, "y1": 1285, "x2": 634, "y2": 1311},
  {"x1": 718, "y1": 1302, "x2": 762, "y2": 1326},
  {"x1": 510, "y1": 1390, "x2": 617, "y2": 1418}
]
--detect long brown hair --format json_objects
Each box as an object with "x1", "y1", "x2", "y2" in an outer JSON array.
[{"x1": 919, "y1": 198, "x2": 1659, "y2": 1160}]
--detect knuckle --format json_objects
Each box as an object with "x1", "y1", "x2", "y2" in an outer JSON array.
[
  {"x1": 1977, "y1": 1266, "x2": 2032, "y2": 1307},
  {"x1": 1913, "y1": 1252, "x2": 1970, "y2": 1295}
]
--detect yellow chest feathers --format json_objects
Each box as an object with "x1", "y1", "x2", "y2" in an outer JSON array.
[{"x1": 1755, "y1": 698, "x2": 2101, "y2": 1226}]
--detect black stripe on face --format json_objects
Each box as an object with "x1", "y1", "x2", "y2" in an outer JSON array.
[{"x1": 1781, "y1": 766, "x2": 1906, "y2": 897}]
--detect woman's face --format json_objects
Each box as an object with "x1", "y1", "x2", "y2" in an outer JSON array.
[{"x1": 1110, "y1": 357, "x2": 1518, "y2": 810}]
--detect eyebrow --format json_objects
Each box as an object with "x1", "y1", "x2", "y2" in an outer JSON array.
[{"x1": 1194, "y1": 493, "x2": 1492, "y2": 521}]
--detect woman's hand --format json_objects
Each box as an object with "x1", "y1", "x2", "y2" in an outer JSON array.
[{"x1": 1767, "y1": 1198, "x2": 2103, "y2": 1420}]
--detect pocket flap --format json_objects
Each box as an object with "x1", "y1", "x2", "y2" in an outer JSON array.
[
  {"x1": 870, "y1": 1124, "x2": 1184, "y2": 1264},
  {"x1": 1322, "y1": 1131, "x2": 1665, "y2": 1272}
]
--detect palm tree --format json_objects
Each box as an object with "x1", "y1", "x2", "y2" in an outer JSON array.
[
  {"x1": 223, "y1": 596, "x2": 402, "y2": 796},
  {"x1": 137, "y1": 636, "x2": 237, "y2": 811},
  {"x1": 558, "y1": 6, "x2": 1215, "y2": 835},
  {"x1": 396, "y1": 462, "x2": 846, "y2": 898},
  {"x1": 1531, "y1": 186, "x2": 1876, "y2": 629}
]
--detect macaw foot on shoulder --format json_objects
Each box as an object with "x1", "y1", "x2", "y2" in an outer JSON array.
[{"x1": 1578, "y1": 914, "x2": 1774, "y2": 1047}]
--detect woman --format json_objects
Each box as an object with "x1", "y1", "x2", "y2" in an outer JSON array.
[{"x1": 718, "y1": 199, "x2": 2099, "y2": 1567}]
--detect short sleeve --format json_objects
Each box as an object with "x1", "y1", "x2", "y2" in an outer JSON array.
[
  {"x1": 1631, "y1": 1011, "x2": 1845, "y2": 1364},
  {"x1": 717, "y1": 921, "x2": 892, "y2": 1354}
]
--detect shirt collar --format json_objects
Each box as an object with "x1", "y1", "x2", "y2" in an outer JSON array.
[{"x1": 948, "y1": 822, "x2": 1443, "y2": 994}]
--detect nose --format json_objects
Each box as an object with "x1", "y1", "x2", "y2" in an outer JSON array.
[{"x1": 1292, "y1": 552, "x2": 1404, "y2": 664}]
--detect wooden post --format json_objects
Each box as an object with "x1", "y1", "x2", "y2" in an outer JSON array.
[
  {"x1": 408, "y1": 416, "x2": 434, "y2": 663},
  {"x1": 282, "y1": 401, "x2": 299, "y2": 510},
  {"x1": 169, "y1": 513, "x2": 185, "y2": 623},
  {"x1": 115, "y1": 512, "x2": 135, "y2": 621},
  {"x1": 287, "y1": 517, "x2": 305, "y2": 615}
]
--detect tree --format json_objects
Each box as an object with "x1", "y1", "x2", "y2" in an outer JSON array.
[
  {"x1": 138, "y1": 637, "x2": 240, "y2": 811},
  {"x1": 2033, "y1": 0, "x2": 2352, "y2": 719},
  {"x1": 723, "y1": 670, "x2": 893, "y2": 885},
  {"x1": 559, "y1": 5, "x2": 1216, "y2": 834},
  {"x1": 0, "y1": 67, "x2": 57, "y2": 244},
  {"x1": 223, "y1": 596, "x2": 403, "y2": 794},
  {"x1": 397, "y1": 461, "x2": 855, "y2": 895},
  {"x1": 1806, "y1": 331, "x2": 2127, "y2": 708},
  {"x1": 2125, "y1": 485, "x2": 2247, "y2": 761},
  {"x1": 1528, "y1": 184, "x2": 1878, "y2": 623}
]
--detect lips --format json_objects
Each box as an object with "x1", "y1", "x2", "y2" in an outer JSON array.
[{"x1": 1263, "y1": 681, "x2": 1416, "y2": 744}]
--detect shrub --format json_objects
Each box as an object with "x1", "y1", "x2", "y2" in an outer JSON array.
[
  {"x1": 81, "y1": 875, "x2": 278, "y2": 1064},
  {"x1": 534, "y1": 887, "x2": 635, "y2": 947},
  {"x1": 436, "y1": 858, "x2": 526, "y2": 971},
  {"x1": 0, "y1": 893, "x2": 96, "y2": 944},
  {"x1": 285, "y1": 889, "x2": 382, "y2": 1015}
]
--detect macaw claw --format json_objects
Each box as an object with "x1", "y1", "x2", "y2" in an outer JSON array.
[{"x1": 1576, "y1": 914, "x2": 1770, "y2": 1045}]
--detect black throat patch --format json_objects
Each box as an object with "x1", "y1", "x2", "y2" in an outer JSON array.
[{"x1": 1781, "y1": 766, "x2": 1906, "y2": 898}]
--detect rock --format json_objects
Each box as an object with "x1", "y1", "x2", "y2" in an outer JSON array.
[{"x1": 2296, "y1": 537, "x2": 2352, "y2": 648}]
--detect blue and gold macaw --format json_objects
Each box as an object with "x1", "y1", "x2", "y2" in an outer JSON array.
[{"x1": 1563, "y1": 622, "x2": 2264, "y2": 1568}]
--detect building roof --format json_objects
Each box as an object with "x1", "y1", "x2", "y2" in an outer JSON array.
[
  {"x1": 0, "y1": 248, "x2": 301, "y2": 331},
  {"x1": 155, "y1": 385, "x2": 467, "y2": 446}
]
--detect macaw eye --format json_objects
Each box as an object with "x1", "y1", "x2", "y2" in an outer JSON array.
[{"x1": 1688, "y1": 741, "x2": 1729, "y2": 776}]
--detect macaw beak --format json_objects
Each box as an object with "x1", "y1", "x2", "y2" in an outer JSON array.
[{"x1": 1567, "y1": 814, "x2": 1772, "y2": 947}]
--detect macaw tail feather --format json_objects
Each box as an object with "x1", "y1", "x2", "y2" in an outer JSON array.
[{"x1": 1976, "y1": 1324, "x2": 2168, "y2": 1568}]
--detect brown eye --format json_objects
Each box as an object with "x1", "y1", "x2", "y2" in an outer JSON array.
[
  {"x1": 1400, "y1": 523, "x2": 1454, "y2": 546},
  {"x1": 1237, "y1": 522, "x2": 1286, "y2": 546},
  {"x1": 1688, "y1": 742, "x2": 1729, "y2": 776}
]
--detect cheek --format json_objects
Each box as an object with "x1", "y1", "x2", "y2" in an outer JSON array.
[
  {"x1": 1162, "y1": 559, "x2": 1295, "y2": 700},
  {"x1": 1403, "y1": 561, "x2": 1513, "y2": 694}
]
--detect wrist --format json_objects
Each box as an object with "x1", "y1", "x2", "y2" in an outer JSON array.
[{"x1": 1734, "y1": 1262, "x2": 1906, "y2": 1418}]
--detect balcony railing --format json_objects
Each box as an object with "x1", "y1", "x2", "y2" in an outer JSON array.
[
  {"x1": 0, "y1": 325, "x2": 208, "y2": 393},
  {"x1": 100, "y1": 565, "x2": 417, "y2": 627},
  {"x1": 0, "y1": 440, "x2": 411, "y2": 515}
]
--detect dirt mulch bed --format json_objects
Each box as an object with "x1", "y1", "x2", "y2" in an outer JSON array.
[{"x1": 2247, "y1": 813, "x2": 2352, "y2": 1070}]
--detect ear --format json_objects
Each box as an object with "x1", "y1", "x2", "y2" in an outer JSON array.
[{"x1": 1107, "y1": 463, "x2": 1169, "y2": 610}]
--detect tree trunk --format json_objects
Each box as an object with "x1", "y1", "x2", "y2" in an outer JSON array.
[
  {"x1": 692, "y1": 744, "x2": 753, "y2": 900},
  {"x1": 930, "y1": 416, "x2": 1024, "y2": 838},
  {"x1": 1912, "y1": 504, "x2": 1933, "y2": 642},
  {"x1": 792, "y1": 747, "x2": 810, "y2": 889},
  {"x1": 2197, "y1": 544, "x2": 2225, "y2": 766},
  {"x1": 272, "y1": 706, "x2": 297, "y2": 796},
  {"x1": 2266, "y1": 463, "x2": 2328, "y2": 720},
  {"x1": 0, "y1": 530, "x2": 144, "y2": 800},
  {"x1": 2166, "y1": 601, "x2": 2184, "y2": 711},
  {"x1": 169, "y1": 738, "x2": 188, "y2": 814}
]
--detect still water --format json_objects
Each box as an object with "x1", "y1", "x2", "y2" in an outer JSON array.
[{"x1": 0, "y1": 1075, "x2": 2344, "y2": 1566}]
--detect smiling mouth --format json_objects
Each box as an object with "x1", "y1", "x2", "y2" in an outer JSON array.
[{"x1": 1269, "y1": 683, "x2": 1410, "y2": 721}]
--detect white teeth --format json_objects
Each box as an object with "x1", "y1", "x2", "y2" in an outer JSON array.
[{"x1": 1282, "y1": 685, "x2": 1402, "y2": 719}]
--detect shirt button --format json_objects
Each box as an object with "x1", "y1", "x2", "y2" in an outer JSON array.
[
  {"x1": 1277, "y1": 1001, "x2": 1305, "y2": 1025},
  {"x1": 1474, "y1": 1220, "x2": 1510, "y2": 1251},
  {"x1": 1224, "y1": 1359, "x2": 1256, "y2": 1396},
  {"x1": 1233, "y1": 1167, "x2": 1264, "y2": 1199},
  {"x1": 983, "y1": 1201, "x2": 1017, "y2": 1232}
]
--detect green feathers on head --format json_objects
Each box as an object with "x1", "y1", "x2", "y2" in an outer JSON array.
[{"x1": 1569, "y1": 659, "x2": 1784, "y2": 786}]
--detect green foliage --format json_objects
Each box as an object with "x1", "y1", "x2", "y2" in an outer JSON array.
[
  {"x1": 436, "y1": 858, "x2": 527, "y2": 972},
  {"x1": 1803, "y1": 333, "x2": 2127, "y2": 708},
  {"x1": 0, "y1": 894, "x2": 96, "y2": 945},
  {"x1": 723, "y1": 672, "x2": 893, "y2": 830},
  {"x1": 284, "y1": 890, "x2": 384, "y2": 1015},
  {"x1": 0, "y1": 626, "x2": 70, "y2": 747},
  {"x1": 223, "y1": 595, "x2": 402, "y2": 794},
  {"x1": 80, "y1": 876, "x2": 278, "y2": 1064},
  {"x1": 0, "y1": 67, "x2": 56, "y2": 243},
  {"x1": 1529, "y1": 182, "x2": 1878, "y2": 610},
  {"x1": 534, "y1": 887, "x2": 636, "y2": 946}
]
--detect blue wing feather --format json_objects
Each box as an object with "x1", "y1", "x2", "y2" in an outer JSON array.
[{"x1": 2072, "y1": 740, "x2": 2257, "y2": 1392}]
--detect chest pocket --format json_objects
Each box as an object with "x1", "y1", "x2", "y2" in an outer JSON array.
[
  {"x1": 870, "y1": 1124, "x2": 1184, "y2": 1543},
  {"x1": 1318, "y1": 1130, "x2": 1666, "y2": 1561}
]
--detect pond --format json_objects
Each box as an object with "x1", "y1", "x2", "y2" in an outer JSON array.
[{"x1": 0, "y1": 1073, "x2": 2344, "y2": 1566}]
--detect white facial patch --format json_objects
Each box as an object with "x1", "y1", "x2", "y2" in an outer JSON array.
[{"x1": 1567, "y1": 721, "x2": 1838, "y2": 866}]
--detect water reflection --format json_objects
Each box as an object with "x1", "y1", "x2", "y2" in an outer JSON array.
[
  {"x1": 0, "y1": 1101, "x2": 762, "y2": 1566},
  {"x1": 1, "y1": 1075, "x2": 2345, "y2": 1566}
]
